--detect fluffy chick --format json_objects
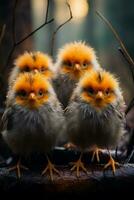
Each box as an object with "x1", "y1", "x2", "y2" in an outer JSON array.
[
  {"x1": 65, "y1": 69, "x2": 126, "y2": 176},
  {"x1": 9, "y1": 51, "x2": 53, "y2": 86},
  {"x1": 1, "y1": 72, "x2": 65, "y2": 179},
  {"x1": 53, "y1": 41, "x2": 101, "y2": 109}
]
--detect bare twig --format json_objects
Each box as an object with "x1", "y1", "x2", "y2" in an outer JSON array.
[
  {"x1": 45, "y1": 0, "x2": 50, "y2": 22},
  {"x1": 126, "y1": 98, "x2": 134, "y2": 115},
  {"x1": 15, "y1": 19, "x2": 54, "y2": 46},
  {"x1": 0, "y1": 24, "x2": 6, "y2": 46},
  {"x1": 51, "y1": 1, "x2": 73, "y2": 56},
  {"x1": 119, "y1": 48, "x2": 134, "y2": 82},
  {"x1": 96, "y1": 10, "x2": 134, "y2": 68},
  {"x1": 1, "y1": 0, "x2": 54, "y2": 74}
]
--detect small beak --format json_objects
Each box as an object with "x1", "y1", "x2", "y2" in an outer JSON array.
[
  {"x1": 34, "y1": 69, "x2": 38, "y2": 73},
  {"x1": 96, "y1": 91, "x2": 103, "y2": 101},
  {"x1": 75, "y1": 64, "x2": 81, "y2": 70},
  {"x1": 29, "y1": 92, "x2": 36, "y2": 101}
]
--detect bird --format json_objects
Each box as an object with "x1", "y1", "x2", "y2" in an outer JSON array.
[
  {"x1": 8, "y1": 51, "x2": 54, "y2": 87},
  {"x1": 1, "y1": 72, "x2": 66, "y2": 180},
  {"x1": 53, "y1": 41, "x2": 101, "y2": 109},
  {"x1": 65, "y1": 69, "x2": 126, "y2": 176}
]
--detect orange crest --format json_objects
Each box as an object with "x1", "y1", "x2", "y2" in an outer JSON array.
[
  {"x1": 33, "y1": 52, "x2": 52, "y2": 69},
  {"x1": 14, "y1": 52, "x2": 34, "y2": 70},
  {"x1": 80, "y1": 70, "x2": 119, "y2": 91},
  {"x1": 58, "y1": 41, "x2": 97, "y2": 63},
  {"x1": 14, "y1": 51, "x2": 53, "y2": 79}
]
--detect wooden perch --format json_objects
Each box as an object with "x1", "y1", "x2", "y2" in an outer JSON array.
[
  {"x1": 0, "y1": 148, "x2": 133, "y2": 195},
  {"x1": 0, "y1": 164, "x2": 134, "y2": 196}
]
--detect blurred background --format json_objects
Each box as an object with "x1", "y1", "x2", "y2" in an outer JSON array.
[{"x1": 0, "y1": 0, "x2": 134, "y2": 108}]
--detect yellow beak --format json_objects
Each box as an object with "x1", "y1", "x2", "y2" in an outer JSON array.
[
  {"x1": 75, "y1": 64, "x2": 81, "y2": 70},
  {"x1": 34, "y1": 69, "x2": 38, "y2": 73},
  {"x1": 29, "y1": 92, "x2": 36, "y2": 100},
  {"x1": 96, "y1": 91, "x2": 104, "y2": 101}
]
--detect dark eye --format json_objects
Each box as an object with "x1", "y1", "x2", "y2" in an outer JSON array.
[
  {"x1": 83, "y1": 61, "x2": 91, "y2": 68},
  {"x1": 67, "y1": 62, "x2": 72, "y2": 67},
  {"x1": 83, "y1": 63, "x2": 88, "y2": 67},
  {"x1": 24, "y1": 66, "x2": 30, "y2": 72},
  {"x1": 88, "y1": 87, "x2": 94, "y2": 94},
  {"x1": 38, "y1": 89, "x2": 44, "y2": 97},
  {"x1": 105, "y1": 89, "x2": 110, "y2": 95},
  {"x1": 63, "y1": 61, "x2": 72, "y2": 67},
  {"x1": 18, "y1": 90, "x2": 27, "y2": 97},
  {"x1": 85, "y1": 87, "x2": 94, "y2": 95},
  {"x1": 40, "y1": 66, "x2": 46, "y2": 72}
]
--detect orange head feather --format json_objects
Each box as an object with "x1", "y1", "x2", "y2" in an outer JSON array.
[
  {"x1": 14, "y1": 52, "x2": 34, "y2": 71},
  {"x1": 13, "y1": 72, "x2": 50, "y2": 109},
  {"x1": 14, "y1": 51, "x2": 53, "y2": 79},
  {"x1": 57, "y1": 41, "x2": 100, "y2": 79},
  {"x1": 32, "y1": 51, "x2": 53, "y2": 78},
  {"x1": 79, "y1": 70, "x2": 119, "y2": 109}
]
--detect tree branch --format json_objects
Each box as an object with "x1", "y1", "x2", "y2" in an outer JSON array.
[
  {"x1": 0, "y1": 24, "x2": 6, "y2": 47},
  {"x1": 51, "y1": 1, "x2": 73, "y2": 56},
  {"x1": 95, "y1": 10, "x2": 134, "y2": 68},
  {"x1": 125, "y1": 97, "x2": 134, "y2": 115},
  {"x1": 45, "y1": 0, "x2": 50, "y2": 23},
  {"x1": 119, "y1": 48, "x2": 134, "y2": 82},
  {"x1": 16, "y1": 19, "x2": 54, "y2": 46}
]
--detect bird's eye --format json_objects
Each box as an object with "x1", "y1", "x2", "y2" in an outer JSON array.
[
  {"x1": 24, "y1": 66, "x2": 30, "y2": 72},
  {"x1": 38, "y1": 89, "x2": 44, "y2": 97},
  {"x1": 40, "y1": 66, "x2": 46, "y2": 72},
  {"x1": 67, "y1": 62, "x2": 72, "y2": 67},
  {"x1": 18, "y1": 90, "x2": 27, "y2": 97},
  {"x1": 83, "y1": 63, "x2": 88, "y2": 67},
  {"x1": 82, "y1": 61, "x2": 91, "y2": 68},
  {"x1": 87, "y1": 87, "x2": 94, "y2": 95},
  {"x1": 63, "y1": 61, "x2": 72, "y2": 67},
  {"x1": 105, "y1": 89, "x2": 110, "y2": 95}
]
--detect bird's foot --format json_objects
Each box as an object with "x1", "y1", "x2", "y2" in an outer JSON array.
[
  {"x1": 91, "y1": 147, "x2": 103, "y2": 162},
  {"x1": 104, "y1": 155, "x2": 120, "y2": 174},
  {"x1": 8, "y1": 159, "x2": 28, "y2": 178},
  {"x1": 42, "y1": 159, "x2": 60, "y2": 181},
  {"x1": 70, "y1": 158, "x2": 88, "y2": 177},
  {"x1": 64, "y1": 142, "x2": 77, "y2": 150}
]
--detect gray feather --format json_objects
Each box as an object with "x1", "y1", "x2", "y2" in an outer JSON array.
[
  {"x1": 65, "y1": 99, "x2": 126, "y2": 151},
  {"x1": 53, "y1": 74, "x2": 77, "y2": 108},
  {"x1": 1, "y1": 100, "x2": 66, "y2": 156}
]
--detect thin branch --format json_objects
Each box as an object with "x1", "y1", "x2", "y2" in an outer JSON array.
[
  {"x1": 96, "y1": 10, "x2": 134, "y2": 68},
  {"x1": 16, "y1": 19, "x2": 54, "y2": 46},
  {"x1": 1, "y1": 0, "x2": 54, "y2": 74},
  {"x1": 51, "y1": 1, "x2": 73, "y2": 56},
  {"x1": 119, "y1": 48, "x2": 134, "y2": 82},
  {"x1": 126, "y1": 97, "x2": 134, "y2": 115},
  {"x1": 45, "y1": 0, "x2": 50, "y2": 22},
  {"x1": 0, "y1": 24, "x2": 6, "y2": 46}
]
